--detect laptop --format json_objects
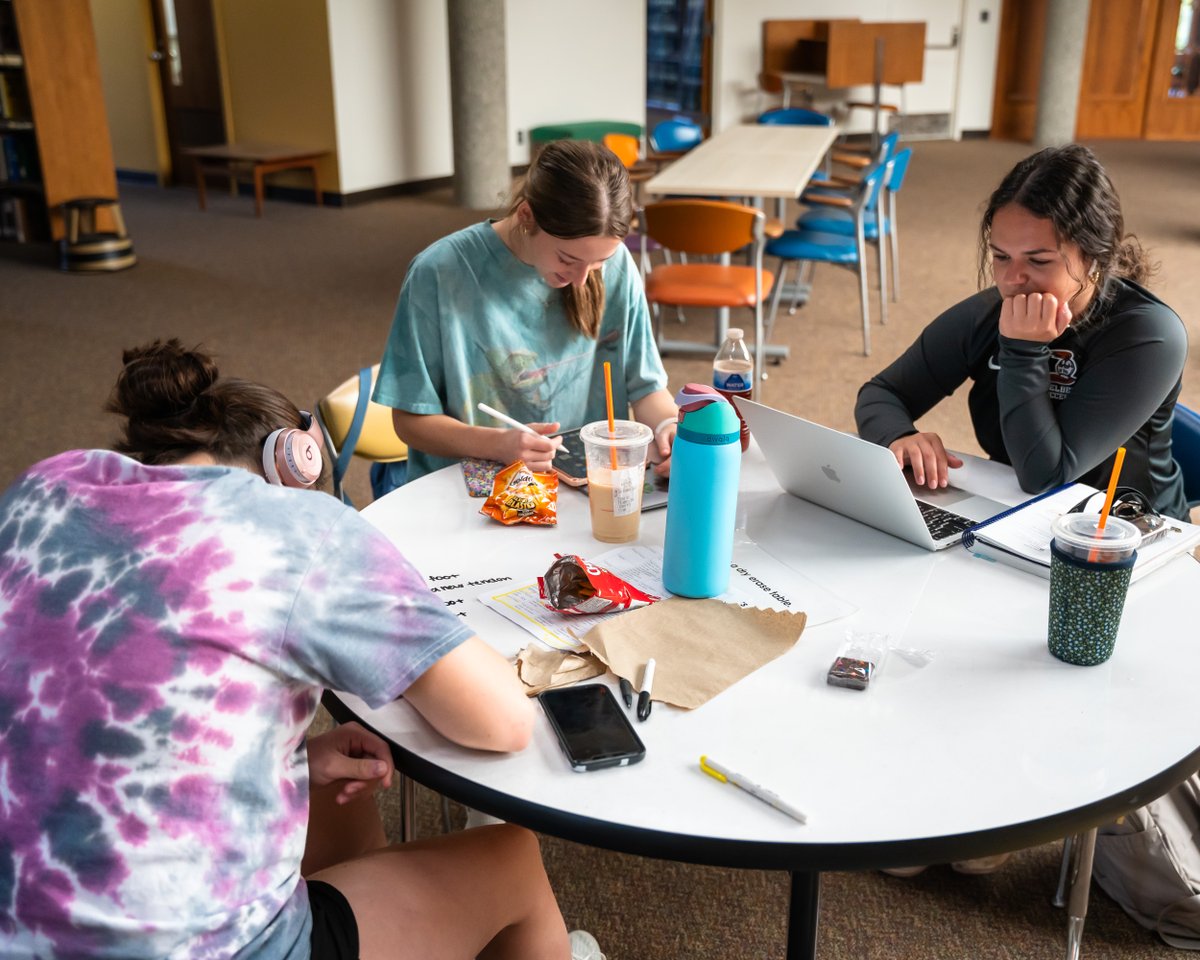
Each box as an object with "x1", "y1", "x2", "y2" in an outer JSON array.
[{"x1": 735, "y1": 398, "x2": 1007, "y2": 550}]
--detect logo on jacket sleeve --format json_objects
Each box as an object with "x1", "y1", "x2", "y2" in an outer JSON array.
[{"x1": 1049, "y1": 349, "x2": 1078, "y2": 400}]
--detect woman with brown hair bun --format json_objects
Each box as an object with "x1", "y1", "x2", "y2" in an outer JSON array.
[
  {"x1": 856, "y1": 143, "x2": 1188, "y2": 520},
  {"x1": 374, "y1": 138, "x2": 679, "y2": 492},
  {"x1": 0, "y1": 339, "x2": 600, "y2": 959}
]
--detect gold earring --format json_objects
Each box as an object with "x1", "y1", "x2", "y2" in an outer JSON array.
[{"x1": 1089, "y1": 268, "x2": 1101, "y2": 284}]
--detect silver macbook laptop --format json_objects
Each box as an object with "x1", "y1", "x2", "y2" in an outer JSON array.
[{"x1": 736, "y1": 398, "x2": 1007, "y2": 551}]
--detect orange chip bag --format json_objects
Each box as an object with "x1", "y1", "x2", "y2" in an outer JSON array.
[{"x1": 479, "y1": 461, "x2": 558, "y2": 526}]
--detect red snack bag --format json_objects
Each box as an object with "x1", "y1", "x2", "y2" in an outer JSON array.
[
  {"x1": 538, "y1": 554, "x2": 660, "y2": 615},
  {"x1": 479, "y1": 461, "x2": 558, "y2": 526}
]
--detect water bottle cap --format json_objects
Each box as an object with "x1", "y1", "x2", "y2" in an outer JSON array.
[
  {"x1": 675, "y1": 383, "x2": 725, "y2": 411},
  {"x1": 725, "y1": 327, "x2": 744, "y2": 340}
]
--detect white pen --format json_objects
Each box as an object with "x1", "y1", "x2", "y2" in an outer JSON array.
[
  {"x1": 476, "y1": 402, "x2": 568, "y2": 454},
  {"x1": 636, "y1": 658, "x2": 655, "y2": 722},
  {"x1": 699, "y1": 755, "x2": 807, "y2": 824}
]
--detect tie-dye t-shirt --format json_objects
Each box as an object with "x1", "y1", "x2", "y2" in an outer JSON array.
[
  {"x1": 373, "y1": 220, "x2": 668, "y2": 484},
  {"x1": 0, "y1": 450, "x2": 473, "y2": 959}
]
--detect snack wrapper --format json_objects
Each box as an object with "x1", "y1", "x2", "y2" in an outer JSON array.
[
  {"x1": 538, "y1": 553, "x2": 659, "y2": 615},
  {"x1": 479, "y1": 461, "x2": 558, "y2": 526}
]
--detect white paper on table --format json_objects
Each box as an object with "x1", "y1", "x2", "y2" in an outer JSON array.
[{"x1": 479, "y1": 542, "x2": 857, "y2": 651}]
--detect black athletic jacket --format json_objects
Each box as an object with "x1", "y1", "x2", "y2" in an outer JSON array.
[{"x1": 855, "y1": 278, "x2": 1189, "y2": 519}]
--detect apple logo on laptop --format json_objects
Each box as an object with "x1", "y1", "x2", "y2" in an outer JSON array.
[{"x1": 821, "y1": 464, "x2": 840, "y2": 483}]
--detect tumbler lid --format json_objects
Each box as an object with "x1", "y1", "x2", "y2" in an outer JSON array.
[{"x1": 1051, "y1": 513, "x2": 1141, "y2": 554}]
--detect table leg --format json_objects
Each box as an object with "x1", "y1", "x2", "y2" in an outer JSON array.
[
  {"x1": 310, "y1": 162, "x2": 323, "y2": 207},
  {"x1": 253, "y1": 164, "x2": 265, "y2": 218},
  {"x1": 399, "y1": 772, "x2": 416, "y2": 842},
  {"x1": 787, "y1": 870, "x2": 821, "y2": 960},
  {"x1": 1065, "y1": 828, "x2": 1097, "y2": 960},
  {"x1": 194, "y1": 159, "x2": 207, "y2": 211}
]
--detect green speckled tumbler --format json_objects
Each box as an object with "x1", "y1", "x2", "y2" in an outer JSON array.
[{"x1": 1047, "y1": 514, "x2": 1140, "y2": 666}]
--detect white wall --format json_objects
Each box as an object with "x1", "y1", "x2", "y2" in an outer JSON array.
[
  {"x1": 711, "y1": 0, "x2": 999, "y2": 137},
  {"x1": 327, "y1": 0, "x2": 646, "y2": 193},
  {"x1": 327, "y1": 1, "x2": 450, "y2": 193},
  {"x1": 954, "y1": 0, "x2": 1001, "y2": 133},
  {"x1": 506, "y1": 0, "x2": 645, "y2": 165}
]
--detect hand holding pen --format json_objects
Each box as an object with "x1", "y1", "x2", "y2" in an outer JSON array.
[{"x1": 476, "y1": 402, "x2": 568, "y2": 472}]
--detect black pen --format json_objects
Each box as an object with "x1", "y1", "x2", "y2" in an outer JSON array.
[
  {"x1": 619, "y1": 676, "x2": 634, "y2": 709},
  {"x1": 637, "y1": 658, "x2": 656, "y2": 722}
]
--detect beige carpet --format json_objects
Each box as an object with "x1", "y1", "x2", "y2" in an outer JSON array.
[{"x1": 3, "y1": 136, "x2": 1198, "y2": 958}]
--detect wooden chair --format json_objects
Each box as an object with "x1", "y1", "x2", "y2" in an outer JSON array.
[{"x1": 642, "y1": 200, "x2": 776, "y2": 384}]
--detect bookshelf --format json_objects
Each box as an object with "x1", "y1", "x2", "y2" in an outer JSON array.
[
  {"x1": 0, "y1": 0, "x2": 118, "y2": 246},
  {"x1": 646, "y1": 0, "x2": 709, "y2": 122}
]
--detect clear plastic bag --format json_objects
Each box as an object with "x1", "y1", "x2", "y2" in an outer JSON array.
[{"x1": 826, "y1": 630, "x2": 935, "y2": 691}]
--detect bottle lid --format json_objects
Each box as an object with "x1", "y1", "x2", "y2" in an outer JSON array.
[
  {"x1": 725, "y1": 327, "x2": 744, "y2": 340},
  {"x1": 1051, "y1": 513, "x2": 1141, "y2": 556},
  {"x1": 673, "y1": 384, "x2": 739, "y2": 437}
]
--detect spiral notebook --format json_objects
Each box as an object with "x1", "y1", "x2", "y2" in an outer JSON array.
[{"x1": 961, "y1": 483, "x2": 1200, "y2": 582}]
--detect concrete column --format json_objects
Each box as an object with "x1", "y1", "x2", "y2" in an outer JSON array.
[
  {"x1": 446, "y1": 0, "x2": 510, "y2": 209},
  {"x1": 1033, "y1": 0, "x2": 1091, "y2": 148}
]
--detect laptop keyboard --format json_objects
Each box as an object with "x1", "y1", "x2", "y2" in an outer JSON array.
[{"x1": 916, "y1": 500, "x2": 976, "y2": 542}]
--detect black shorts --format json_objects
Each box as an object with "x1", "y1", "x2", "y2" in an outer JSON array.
[{"x1": 309, "y1": 879, "x2": 360, "y2": 960}]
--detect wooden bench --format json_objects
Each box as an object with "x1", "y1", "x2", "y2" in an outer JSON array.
[{"x1": 183, "y1": 143, "x2": 328, "y2": 217}]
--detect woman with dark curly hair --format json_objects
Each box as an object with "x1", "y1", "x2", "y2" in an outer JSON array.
[{"x1": 856, "y1": 144, "x2": 1188, "y2": 519}]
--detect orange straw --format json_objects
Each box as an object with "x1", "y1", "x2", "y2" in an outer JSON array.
[
  {"x1": 602, "y1": 361, "x2": 618, "y2": 469},
  {"x1": 1089, "y1": 445, "x2": 1127, "y2": 561}
]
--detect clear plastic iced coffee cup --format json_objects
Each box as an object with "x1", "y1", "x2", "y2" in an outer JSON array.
[{"x1": 579, "y1": 420, "x2": 653, "y2": 543}]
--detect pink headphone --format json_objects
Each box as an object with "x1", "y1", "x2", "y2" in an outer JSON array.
[{"x1": 262, "y1": 410, "x2": 324, "y2": 488}]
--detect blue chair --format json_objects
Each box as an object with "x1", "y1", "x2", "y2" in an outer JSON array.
[
  {"x1": 806, "y1": 130, "x2": 900, "y2": 192},
  {"x1": 756, "y1": 107, "x2": 834, "y2": 127},
  {"x1": 1172, "y1": 403, "x2": 1200, "y2": 508},
  {"x1": 648, "y1": 117, "x2": 703, "y2": 160},
  {"x1": 764, "y1": 163, "x2": 887, "y2": 356},
  {"x1": 795, "y1": 147, "x2": 912, "y2": 304}
]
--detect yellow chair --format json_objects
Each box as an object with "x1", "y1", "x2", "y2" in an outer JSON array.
[
  {"x1": 642, "y1": 199, "x2": 776, "y2": 384},
  {"x1": 315, "y1": 365, "x2": 407, "y2": 506}
]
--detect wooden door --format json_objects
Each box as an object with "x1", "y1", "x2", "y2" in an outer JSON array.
[
  {"x1": 989, "y1": 0, "x2": 1047, "y2": 141},
  {"x1": 148, "y1": 0, "x2": 225, "y2": 185},
  {"x1": 1143, "y1": 0, "x2": 1200, "y2": 139},
  {"x1": 1075, "y1": 0, "x2": 1161, "y2": 138}
]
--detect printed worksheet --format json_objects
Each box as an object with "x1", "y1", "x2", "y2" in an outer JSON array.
[{"x1": 480, "y1": 542, "x2": 857, "y2": 650}]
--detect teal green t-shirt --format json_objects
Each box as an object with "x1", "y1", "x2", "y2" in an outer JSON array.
[{"x1": 374, "y1": 221, "x2": 667, "y2": 484}]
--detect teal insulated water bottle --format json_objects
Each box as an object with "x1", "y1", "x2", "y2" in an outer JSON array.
[{"x1": 662, "y1": 384, "x2": 742, "y2": 598}]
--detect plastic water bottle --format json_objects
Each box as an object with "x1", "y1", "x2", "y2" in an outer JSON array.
[
  {"x1": 662, "y1": 384, "x2": 742, "y2": 598},
  {"x1": 713, "y1": 328, "x2": 752, "y2": 452}
]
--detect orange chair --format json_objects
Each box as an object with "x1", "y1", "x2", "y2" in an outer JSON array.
[{"x1": 642, "y1": 200, "x2": 776, "y2": 385}]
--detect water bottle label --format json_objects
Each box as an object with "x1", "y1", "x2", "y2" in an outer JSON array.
[
  {"x1": 713, "y1": 371, "x2": 750, "y2": 392},
  {"x1": 676, "y1": 425, "x2": 740, "y2": 446}
]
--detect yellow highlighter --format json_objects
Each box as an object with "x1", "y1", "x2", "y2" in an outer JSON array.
[{"x1": 699, "y1": 755, "x2": 807, "y2": 824}]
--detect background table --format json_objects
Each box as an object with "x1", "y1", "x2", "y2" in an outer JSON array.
[
  {"x1": 184, "y1": 142, "x2": 328, "y2": 217},
  {"x1": 330, "y1": 448, "x2": 1200, "y2": 959},
  {"x1": 644, "y1": 124, "x2": 838, "y2": 201}
]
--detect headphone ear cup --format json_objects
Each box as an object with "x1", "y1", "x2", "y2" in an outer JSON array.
[{"x1": 262, "y1": 428, "x2": 322, "y2": 488}]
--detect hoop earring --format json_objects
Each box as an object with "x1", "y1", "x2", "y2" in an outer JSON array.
[{"x1": 1088, "y1": 268, "x2": 1101, "y2": 284}]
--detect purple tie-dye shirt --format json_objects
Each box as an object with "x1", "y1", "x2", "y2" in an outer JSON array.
[{"x1": 0, "y1": 450, "x2": 472, "y2": 959}]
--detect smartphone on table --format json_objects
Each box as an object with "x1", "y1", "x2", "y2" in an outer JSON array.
[{"x1": 538, "y1": 684, "x2": 646, "y2": 772}]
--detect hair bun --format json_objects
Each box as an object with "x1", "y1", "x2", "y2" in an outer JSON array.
[{"x1": 107, "y1": 338, "x2": 219, "y2": 422}]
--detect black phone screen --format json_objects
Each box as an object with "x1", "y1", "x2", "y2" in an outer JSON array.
[
  {"x1": 538, "y1": 684, "x2": 646, "y2": 772},
  {"x1": 552, "y1": 428, "x2": 586, "y2": 482}
]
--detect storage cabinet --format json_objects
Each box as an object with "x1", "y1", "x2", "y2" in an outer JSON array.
[{"x1": 0, "y1": 0, "x2": 118, "y2": 245}]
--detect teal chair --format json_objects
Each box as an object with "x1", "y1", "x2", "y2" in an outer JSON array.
[
  {"x1": 764, "y1": 163, "x2": 887, "y2": 356},
  {"x1": 757, "y1": 107, "x2": 834, "y2": 127},
  {"x1": 795, "y1": 147, "x2": 912, "y2": 303}
]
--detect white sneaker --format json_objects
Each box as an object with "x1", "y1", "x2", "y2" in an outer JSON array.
[{"x1": 568, "y1": 929, "x2": 606, "y2": 960}]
